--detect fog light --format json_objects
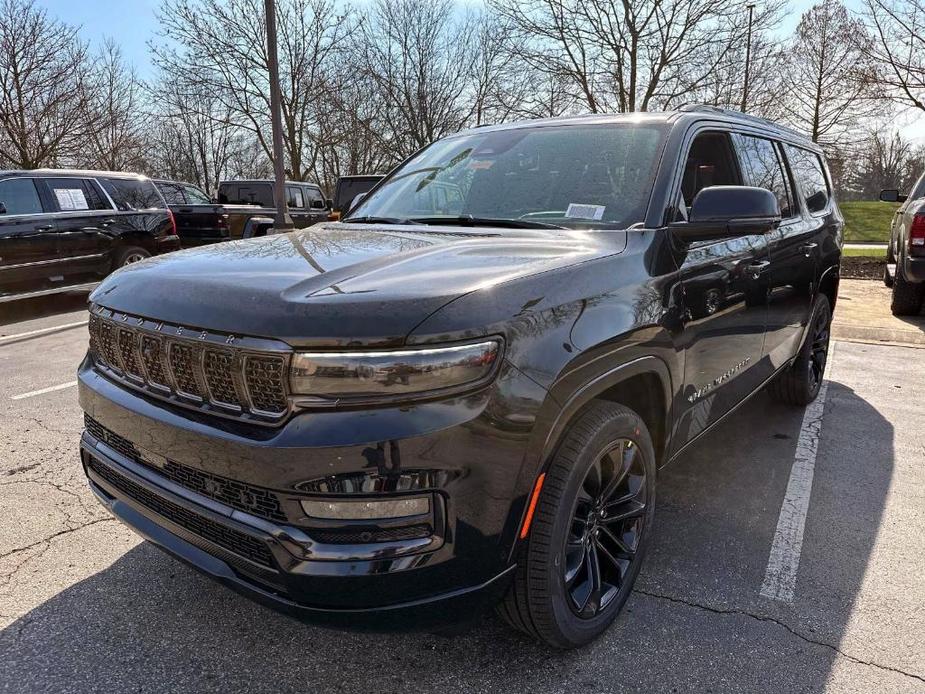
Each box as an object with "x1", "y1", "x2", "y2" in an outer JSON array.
[{"x1": 300, "y1": 496, "x2": 430, "y2": 520}]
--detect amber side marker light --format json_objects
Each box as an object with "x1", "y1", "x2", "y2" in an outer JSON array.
[{"x1": 519, "y1": 472, "x2": 547, "y2": 540}]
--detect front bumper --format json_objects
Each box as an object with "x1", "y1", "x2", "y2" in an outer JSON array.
[{"x1": 77, "y1": 356, "x2": 546, "y2": 627}]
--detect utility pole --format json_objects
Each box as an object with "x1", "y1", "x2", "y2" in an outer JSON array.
[
  {"x1": 265, "y1": 0, "x2": 293, "y2": 232},
  {"x1": 741, "y1": 3, "x2": 756, "y2": 113}
]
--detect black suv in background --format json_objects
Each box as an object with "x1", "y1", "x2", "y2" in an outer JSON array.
[
  {"x1": 329, "y1": 174, "x2": 383, "y2": 220},
  {"x1": 880, "y1": 173, "x2": 925, "y2": 315},
  {"x1": 0, "y1": 170, "x2": 179, "y2": 301},
  {"x1": 78, "y1": 107, "x2": 841, "y2": 648}
]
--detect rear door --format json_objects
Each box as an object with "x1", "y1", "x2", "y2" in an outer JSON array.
[
  {"x1": 0, "y1": 176, "x2": 57, "y2": 293},
  {"x1": 286, "y1": 185, "x2": 311, "y2": 227},
  {"x1": 671, "y1": 129, "x2": 771, "y2": 445},
  {"x1": 732, "y1": 134, "x2": 814, "y2": 369},
  {"x1": 38, "y1": 177, "x2": 115, "y2": 281}
]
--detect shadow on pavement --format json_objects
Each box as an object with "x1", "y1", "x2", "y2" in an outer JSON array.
[
  {"x1": 0, "y1": 387, "x2": 896, "y2": 693},
  {"x1": 0, "y1": 291, "x2": 91, "y2": 327}
]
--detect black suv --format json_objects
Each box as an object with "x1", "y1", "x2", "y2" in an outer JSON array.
[
  {"x1": 77, "y1": 107, "x2": 841, "y2": 648},
  {"x1": 0, "y1": 169, "x2": 179, "y2": 301}
]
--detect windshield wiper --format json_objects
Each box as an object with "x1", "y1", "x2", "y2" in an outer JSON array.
[
  {"x1": 342, "y1": 216, "x2": 413, "y2": 225},
  {"x1": 408, "y1": 215, "x2": 564, "y2": 229}
]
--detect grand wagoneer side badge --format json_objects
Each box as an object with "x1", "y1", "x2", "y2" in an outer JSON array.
[{"x1": 688, "y1": 357, "x2": 751, "y2": 403}]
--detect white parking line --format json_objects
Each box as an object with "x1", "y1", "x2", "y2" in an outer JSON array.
[
  {"x1": 760, "y1": 343, "x2": 837, "y2": 603},
  {"x1": 0, "y1": 319, "x2": 88, "y2": 345},
  {"x1": 10, "y1": 381, "x2": 78, "y2": 401}
]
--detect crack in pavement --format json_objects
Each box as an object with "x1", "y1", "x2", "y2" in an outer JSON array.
[
  {"x1": 0, "y1": 517, "x2": 117, "y2": 566},
  {"x1": 633, "y1": 588, "x2": 925, "y2": 684}
]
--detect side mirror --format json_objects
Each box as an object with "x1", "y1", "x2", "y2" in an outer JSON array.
[
  {"x1": 0, "y1": 202, "x2": 6, "y2": 214},
  {"x1": 879, "y1": 189, "x2": 907, "y2": 203},
  {"x1": 671, "y1": 186, "x2": 781, "y2": 242},
  {"x1": 310, "y1": 198, "x2": 326, "y2": 210}
]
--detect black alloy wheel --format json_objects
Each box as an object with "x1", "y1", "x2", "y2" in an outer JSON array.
[
  {"x1": 807, "y1": 303, "x2": 831, "y2": 393},
  {"x1": 767, "y1": 293, "x2": 831, "y2": 406},
  {"x1": 564, "y1": 439, "x2": 647, "y2": 619},
  {"x1": 499, "y1": 401, "x2": 656, "y2": 648}
]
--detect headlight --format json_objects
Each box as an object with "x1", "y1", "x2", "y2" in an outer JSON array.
[{"x1": 289, "y1": 339, "x2": 501, "y2": 404}]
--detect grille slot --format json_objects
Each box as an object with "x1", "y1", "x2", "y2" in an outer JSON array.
[
  {"x1": 84, "y1": 416, "x2": 288, "y2": 523},
  {"x1": 89, "y1": 308, "x2": 290, "y2": 423},
  {"x1": 204, "y1": 349, "x2": 241, "y2": 408},
  {"x1": 309, "y1": 525, "x2": 433, "y2": 544},
  {"x1": 245, "y1": 356, "x2": 288, "y2": 414},
  {"x1": 118, "y1": 329, "x2": 143, "y2": 380},
  {"x1": 87, "y1": 455, "x2": 274, "y2": 567},
  {"x1": 168, "y1": 342, "x2": 203, "y2": 399}
]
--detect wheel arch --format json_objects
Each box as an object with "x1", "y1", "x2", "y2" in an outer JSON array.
[{"x1": 818, "y1": 263, "x2": 840, "y2": 312}]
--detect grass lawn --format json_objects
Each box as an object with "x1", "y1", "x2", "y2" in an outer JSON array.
[
  {"x1": 840, "y1": 200, "x2": 897, "y2": 243},
  {"x1": 843, "y1": 246, "x2": 887, "y2": 258}
]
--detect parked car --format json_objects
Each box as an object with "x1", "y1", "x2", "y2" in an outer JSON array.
[
  {"x1": 78, "y1": 106, "x2": 841, "y2": 648},
  {"x1": 218, "y1": 178, "x2": 330, "y2": 229},
  {"x1": 880, "y1": 173, "x2": 925, "y2": 315},
  {"x1": 0, "y1": 169, "x2": 179, "y2": 301},
  {"x1": 153, "y1": 178, "x2": 329, "y2": 248},
  {"x1": 328, "y1": 174, "x2": 383, "y2": 221}
]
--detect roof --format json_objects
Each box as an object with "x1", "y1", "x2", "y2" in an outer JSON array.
[
  {"x1": 454, "y1": 105, "x2": 819, "y2": 150},
  {"x1": 218, "y1": 179, "x2": 322, "y2": 188},
  {"x1": 0, "y1": 168, "x2": 151, "y2": 180}
]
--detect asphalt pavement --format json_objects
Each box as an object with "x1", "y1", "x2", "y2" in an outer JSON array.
[{"x1": 0, "y1": 290, "x2": 923, "y2": 694}]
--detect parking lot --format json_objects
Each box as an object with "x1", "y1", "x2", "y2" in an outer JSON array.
[{"x1": 1, "y1": 288, "x2": 923, "y2": 694}]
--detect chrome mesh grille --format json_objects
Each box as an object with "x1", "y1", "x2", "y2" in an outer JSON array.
[{"x1": 89, "y1": 308, "x2": 290, "y2": 424}]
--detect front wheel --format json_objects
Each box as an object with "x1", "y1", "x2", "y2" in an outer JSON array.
[
  {"x1": 767, "y1": 293, "x2": 831, "y2": 406},
  {"x1": 499, "y1": 401, "x2": 656, "y2": 649}
]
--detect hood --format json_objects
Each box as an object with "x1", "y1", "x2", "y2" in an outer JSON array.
[{"x1": 91, "y1": 223, "x2": 624, "y2": 346}]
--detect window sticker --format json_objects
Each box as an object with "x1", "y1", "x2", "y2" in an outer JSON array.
[
  {"x1": 54, "y1": 187, "x2": 89, "y2": 211},
  {"x1": 565, "y1": 203, "x2": 605, "y2": 220}
]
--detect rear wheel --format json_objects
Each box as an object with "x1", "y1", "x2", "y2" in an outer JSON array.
[
  {"x1": 499, "y1": 401, "x2": 656, "y2": 649},
  {"x1": 890, "y1": 267, "x2": 925, "y2": 316},
  {"x1": 767, "y1": 294, "x2": 831, "y2": 406},
  {"x1": 114, "y1": 246, "x2": 150, "y2": 268}
]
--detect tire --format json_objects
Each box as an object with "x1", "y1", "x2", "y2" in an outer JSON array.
[
  {"x1": 114, "y1": 246, "x2": 151, "y2": 268},
  {"x1": 767, "y1": 293, "x2": 831, "y2": 406},
  {"x1": 883, "y1": 263, "x2": 894, "y2": 288},
  {"x1": 499, "y1": 401, "x2": 656, "y2": 649},
  {"x1": 890, "y1": 267, "x2": 924, "y2": 316}
]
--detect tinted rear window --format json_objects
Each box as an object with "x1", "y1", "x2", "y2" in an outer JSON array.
[
  {"x1": 100, "y1": 177, "x2": 165, "y2": 210},
  {"x1": 219, "y1": 184, "x2": 273, "y2": 207},
  {"x1": 784, "y1": 146, "x2": 830, "y2": 215}
]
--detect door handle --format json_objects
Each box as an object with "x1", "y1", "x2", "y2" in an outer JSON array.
[
  {"x1": 35, "y1": 224, "x2": 54, "y2": 232},
  {"x1": 748, "y1": 260, "x2": 770, "y2": 279},
  {"x1": 801, "y1": 242, "x2": 818, "y2": 257}
]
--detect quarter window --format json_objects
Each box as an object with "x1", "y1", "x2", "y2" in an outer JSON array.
[
  {"x1": 287, "y1": 186, "x2": 305, "y2": 209},
  {"x1": 0, "y1": 178, "x2": 43, "y2": 215},
  {"x1": 783, "y1": 145, "x2": 830, "y2": 215},
  {"x1": 44, "y1": 178, "x2": 111, "y2": 211},
  {"x1": 733, "y1": 134, "x2": 794, "y2": 219},
  {"x1": 99, "y1": 177, "x2": 165, "y2": 210}
]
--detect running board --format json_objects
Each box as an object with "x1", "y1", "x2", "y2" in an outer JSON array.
[{"x1": 0, "y1": 281, "x2": 99, "y2": 304}]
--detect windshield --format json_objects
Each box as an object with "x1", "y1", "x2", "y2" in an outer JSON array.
[{"x1": 348, "y1": 124, "x2": 666, "y2": 229}]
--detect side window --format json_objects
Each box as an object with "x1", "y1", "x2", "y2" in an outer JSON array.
[
  {"x1": 43, "y1": 177, "x2": 111, "y2": 212},
  {"x1": 732, "y1": 134, "x2": 794, "y2": 219},
  {"x1": 98, "y1": 178, "x2": 164, "y2": 210},
  {"x1": 286, "y1": 186, "x2": 304, "y2": 209},
  {"x1": 157, "y1": 183, "x2": 186, "y2": 205},
  {"x1": 678, "y1": 131, "x2": 743, "y2": 218},
  {"x1": 783, "y1": 145, "x2": 830, "y2": 215},
  {"x1": 182, "y1": 185, "x2": 211, "y2": 204},
  {"x1": 236, "y1": 185, "x2": 274, "y2": 207},
  {"x1": 305, "y1": 186, "x2": 324, "y2": 209},
  {"x1": 0, "y1": 178, "x2": 43, "y2": 215}
]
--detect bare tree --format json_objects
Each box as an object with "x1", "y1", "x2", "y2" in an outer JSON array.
[
  {"x1": 0, "y1": 0, "x2": 100, "y2": 168},
  {"x1": 80, "y1": 39, "x2": 147, "y2": 171},
  {"x1": 864, "y1": 0, "x2": 925, "y2": 112},
  {"x1": 153, "y1": 0, "x2": 349, "y2": 181},
  {"x1": 489, "y1": 0, "x2": 780, "y2": 114},
  {"x1": 782, "y1": 0, "x2": 880, "y2": 146}
]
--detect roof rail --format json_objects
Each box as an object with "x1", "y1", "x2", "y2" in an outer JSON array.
[{"x1": 676, "y1": 104, "x2": 811, "y2": 142}]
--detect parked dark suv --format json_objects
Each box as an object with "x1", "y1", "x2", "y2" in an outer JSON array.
[
  {"x1": 77, "y1": 107, "x2": 841, "y2": 648},
  {"x1": 0, "y1": 169, "x2": 179, "y2": 301}
]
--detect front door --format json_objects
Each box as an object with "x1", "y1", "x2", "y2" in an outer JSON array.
[{"x1": 671, "y1": 130, "x2": 770, "y2": 446}]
